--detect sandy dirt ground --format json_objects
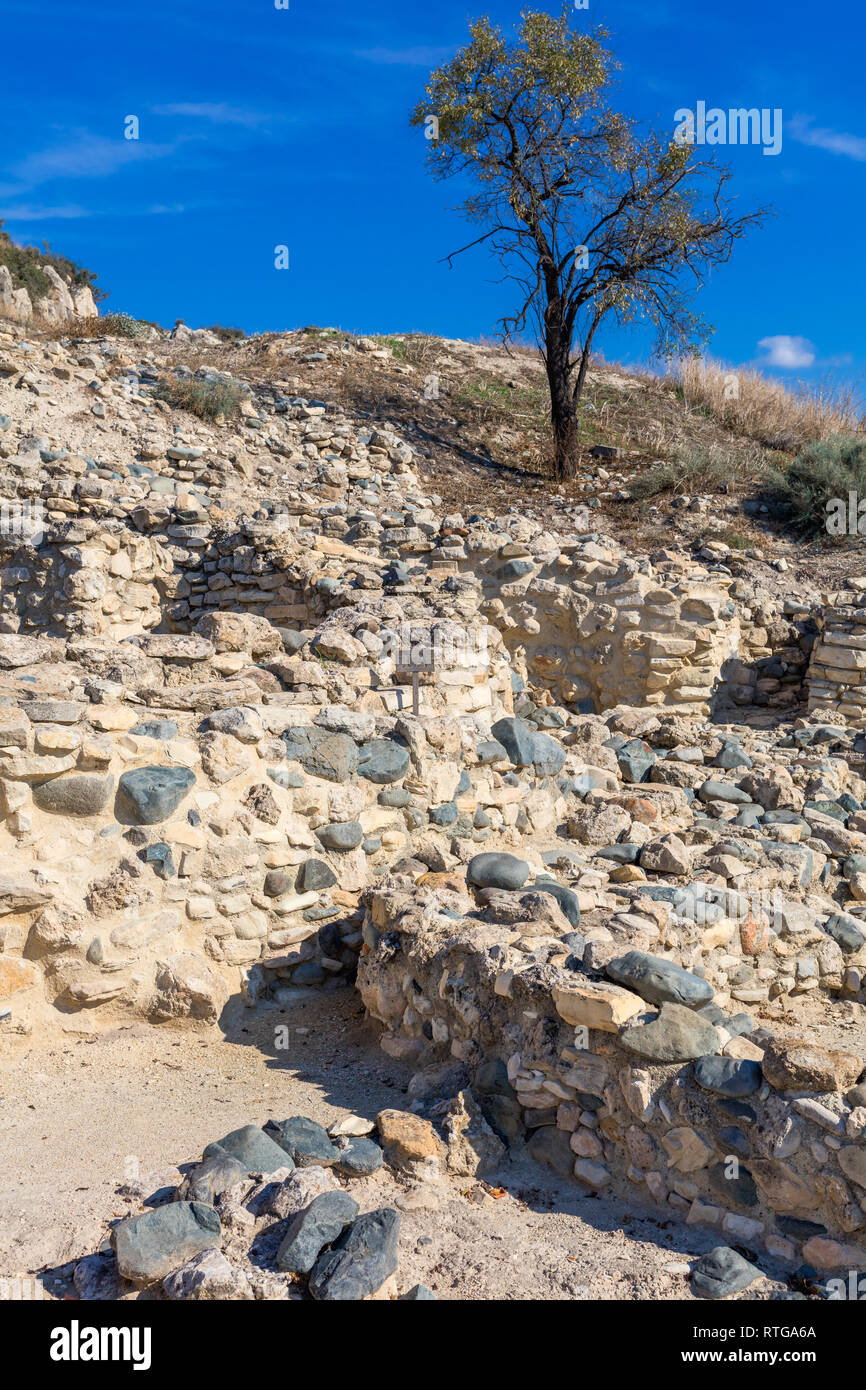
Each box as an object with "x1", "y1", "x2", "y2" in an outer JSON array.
[{"x1": 0, "y1": 990, "x2": 794, "y2": 1302}]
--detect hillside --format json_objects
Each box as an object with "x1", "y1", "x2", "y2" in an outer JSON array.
[{"x1": 31, "y1": 315, "x2": 865, "y2": 585}]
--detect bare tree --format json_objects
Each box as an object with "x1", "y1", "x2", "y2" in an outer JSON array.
[{"x1": 411, "y1": 8, "x2": 768, "y2": 479}]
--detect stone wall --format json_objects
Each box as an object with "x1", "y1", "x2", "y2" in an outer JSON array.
[
  {"x1": 1, "y1": 523, "x2": 168, "y2": 639},
  {"x1": 469, "y1": 545, "x2": 740, "y2": 716},
  {"x1": 807, "y1": 582, "x2": 866, "y2": 725},
  {"x1": 357, "y1": 880, "x2": 866, "y2": 1273},
  {"x1": 0, "y1": 604, "x2": 518, "y2": 1027}
]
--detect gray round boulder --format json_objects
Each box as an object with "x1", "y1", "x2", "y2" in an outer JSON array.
[
  {"x1": 467, "y1": 852, "x2": 530, "y2": 891},
  {"x1": 316, "y1": 821, "x2": 363, "y2": 851},
  {"x1": 357, "y1": 738, "x2": 411, "y2": 785}
]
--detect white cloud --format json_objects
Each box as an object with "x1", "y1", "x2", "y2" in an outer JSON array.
[
  {"x1": 789, "y1": 114, "x2": 866, "y2": 162},
  {"x1": 356, "y1": 45, "x2": 453, "y2": 66},
  {"x1": 757, "y1": 335, "x2": 816, "y2": 369},
  {"x1": 0, "y1": 203, "x2": 92, "y2": 220},
  {"x1": 3, "y1": 131, "x2": 178, "y2": 195},
  {"x1": 152, "y1": 103, "x2": 270, "y2": 128}
]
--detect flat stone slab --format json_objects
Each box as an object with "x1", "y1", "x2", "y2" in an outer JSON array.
[
  {"x1": 33, "y1": 772, "x2": 113, "y2": 817},
  {"x1": 131, "y1": 719, "x2": 178, "y2": 740},
  {"x1": 0, "y1": 877, "x2": 53, "y2": 915},
  {"x1": 24, "y1": 700, "x2": 84, "y2": 723},
  {"x1": 552, "y1": 979, "x2": 644, "y2": 1032}
]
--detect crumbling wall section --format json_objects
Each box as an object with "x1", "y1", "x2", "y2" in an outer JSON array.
[
  {"x1": 807, "y1": 583, "x2": 866, "y2": 725},
  {"x1": 0, "y1": 522, "x2": 168, "y2": 639},
  {"x1": 357, "y1": 882, "x2": 866, "y2": 1273}
]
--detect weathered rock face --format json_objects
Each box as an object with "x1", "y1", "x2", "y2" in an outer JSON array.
[
  {"x1": 0, "y1": 266, "x2": 34, "y2": 325},
  {"x1": 0, "y1": 262, "x2": 96, "y2": 326},
  {"x1": 760, "y1": 1038, "x2": 863, "y2": 1093},
  {"x1": 477, "y1": 558, "x2": 741, "y2": 717},
  {"x1": 1, "y1": 528, "x2": 169, "y2": 640}
]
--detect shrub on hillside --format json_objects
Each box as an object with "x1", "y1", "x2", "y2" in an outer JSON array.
[
  {"x1": 204, "y1": 324, "x2": 246, "y2": 342},
  {"x1": 98, "y1": 312, "x2": 151, "y2": 339},
  {"x1": 627, "y1": 445, "x2": 765, "y2": 500},
  {"x1": 769, "y1": 436, "x2": 866, "y2": 538},
  {"x1": 155, "y1": 375, "x2": 246, "y2": 422},
  {"x1": 41, "y1": 313, "x2": 160, "y2": 342}
]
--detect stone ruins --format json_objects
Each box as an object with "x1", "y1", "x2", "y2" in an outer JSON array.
[{"x1": 1, "y1": 317, "x2": 865, "y2": 1300}]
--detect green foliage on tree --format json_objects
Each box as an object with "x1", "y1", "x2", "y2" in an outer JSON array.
[{"x1": 411, "y1": 7, "x2": 767, "y2": 479}]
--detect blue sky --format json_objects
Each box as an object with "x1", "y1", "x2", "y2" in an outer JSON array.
[{"x1": 1, "y1": 0, "x2": 863, "y2": 396}]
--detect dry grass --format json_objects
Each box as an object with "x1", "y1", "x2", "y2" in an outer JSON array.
[
  {"x1": 37, "y1": 314, "x2": 101, "y2": 340},
  {"x1": 372, "y1": 333, "x2": 441, "y2": 369},
  {"x1": 671, "y1": 356, "x2": 865, "y2": 451},
  {"x1": 38, "y1": 313, "x2": 158, "y2": 341},
  {"x1": 626, "y1": 441, "x2": 773, "y2": 501}
]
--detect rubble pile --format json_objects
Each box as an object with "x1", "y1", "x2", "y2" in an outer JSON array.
[{"x1": 74, "y1": 1111, "x2": 433, "y2": 1302}]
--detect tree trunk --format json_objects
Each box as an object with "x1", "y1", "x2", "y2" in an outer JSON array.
[{"x1": 545, "y1": 320, "x2": 579, "y2": 481}]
